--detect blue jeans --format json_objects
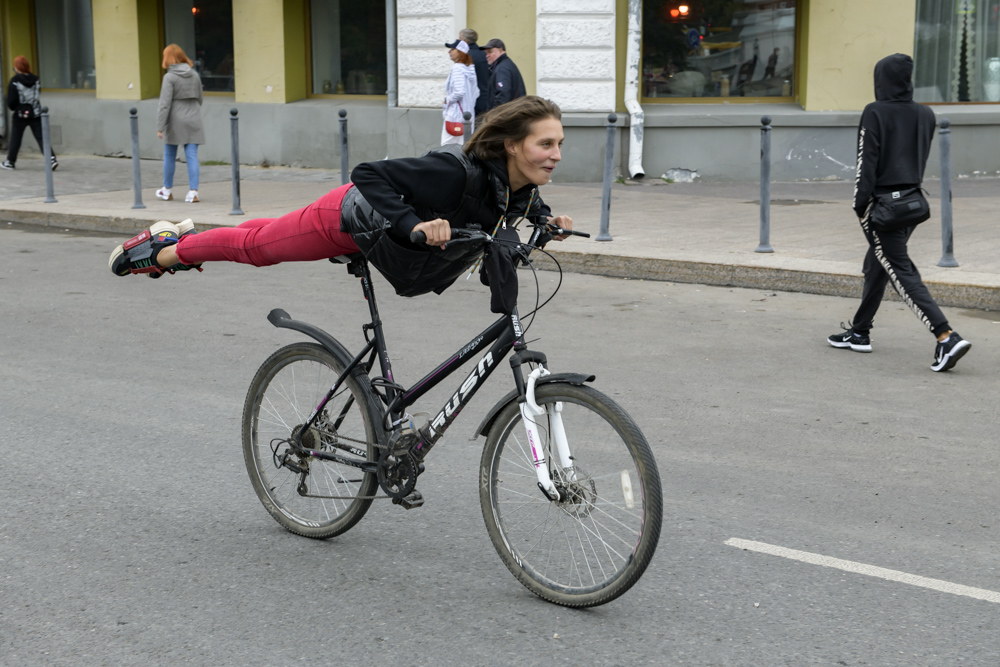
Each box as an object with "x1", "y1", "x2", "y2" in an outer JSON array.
[{"x1": 163, "y1": 143, "x2": 199, "y2": 190}]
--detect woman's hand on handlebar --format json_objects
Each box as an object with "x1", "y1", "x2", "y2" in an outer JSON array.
[
  {"x1": 548, "y1": 215, "x2": 574, "y2": 241},
  {"x1": 411, "y1": 219, "x2": 451, "y2": 248}
]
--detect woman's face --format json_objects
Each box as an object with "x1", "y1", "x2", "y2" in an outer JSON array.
[
  {"x1": 448, "y1": 49, "x2": 460, "y2": 63},
  {"x1": 506, "y1": 117, "x2": 564, "y2": 189}
]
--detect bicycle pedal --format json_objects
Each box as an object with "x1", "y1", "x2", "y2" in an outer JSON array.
[{"x1": 393, "y1": 490, "x2": 424, "y2": 510}]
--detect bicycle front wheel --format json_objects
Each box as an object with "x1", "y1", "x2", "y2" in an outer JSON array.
[
  {"x1": 242, "y1": 342, "x2": 381, "y2": 539},
  {"x1": 480, "y1": 383, "x2": 662, "y2": 607}
]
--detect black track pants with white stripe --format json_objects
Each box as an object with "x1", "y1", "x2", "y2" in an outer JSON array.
[{"x1": 852, "y1": 216, "x2": 949, "y2": 337}]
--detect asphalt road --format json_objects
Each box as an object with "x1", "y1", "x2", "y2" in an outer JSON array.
[{"x1": 2, "y1": 223, "x2": 999, "y2": 665}]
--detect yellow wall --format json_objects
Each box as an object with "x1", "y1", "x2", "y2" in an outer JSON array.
[
  {"x1": 0, "y1": 0, "x2": 35, "y2": 88},
  {"x1": 468, "y1": 0, "x2": 536, "y2": 96},
  {"x1": 800, "y1": 0, "x2": 917, "y2": 111},
  {"x1": 92, "y1": 0, "x2": 160, "y2": 100},
  {"x1": 233, "y1": 0, "x2": 306, "y2": 104}
]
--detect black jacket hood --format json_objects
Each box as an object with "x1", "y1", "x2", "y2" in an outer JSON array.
[
  {"x1": 874, "y1": 53, "x2": 914, "y2": 102},
  {"x1": 12, "y1": 72, "x2": 39, "y2": 87}
]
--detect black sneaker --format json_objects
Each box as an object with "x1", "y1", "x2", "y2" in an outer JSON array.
[
  {"x1": 1, "y1": 160, "x2": 14, "y2": 170},
  {"x1": 50, "y1": 156, "x2": 58, "y2": 171},
  {"x1": 931, "y1": 332, "x2": 971, "y2": 372},
  {"x1": 828, "y1": 324, "x2": 872, "y2": 353}
]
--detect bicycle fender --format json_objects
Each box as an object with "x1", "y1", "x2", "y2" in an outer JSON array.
[
  {"x1": 473, "y1": 372, "x2": 595, "y2": 439},
  {"x1": 267, "y1": 308, "x2": 355, "y2": 368}
]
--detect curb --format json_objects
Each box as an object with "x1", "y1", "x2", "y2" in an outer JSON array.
[
  {"x1": 7, "y1": 209, "x2": 998, "y2": 311},
  {"x1": 537, "y1": 251, "x2": 1000, "y2": 311}
]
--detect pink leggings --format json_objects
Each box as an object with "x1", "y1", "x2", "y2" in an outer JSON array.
[{"x1": 174, "y1": 183, "x2": 360, "y2": 267}]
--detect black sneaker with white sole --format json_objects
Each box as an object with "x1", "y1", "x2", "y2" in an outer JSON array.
[
  {"x1": 828, "y1": 326, "x2": 872, "y2": 353},
  {"x1": 931, "y1": 332, "x2": 971, "y2": 372},
  {"x1": 1, "y1": 160, "x2": 14, "y2": 170}
]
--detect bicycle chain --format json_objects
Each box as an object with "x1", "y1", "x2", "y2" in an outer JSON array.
[{"x1": 292, "y1": 427, "x2": 411, "y2": 501}]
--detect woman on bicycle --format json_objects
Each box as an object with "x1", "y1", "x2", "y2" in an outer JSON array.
[{"x1": 109, "y1": 96, "x2": 573, "y2": 298}]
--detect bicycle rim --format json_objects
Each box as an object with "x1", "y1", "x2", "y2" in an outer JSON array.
[
  {"x1": 243, "y1": 343, "x2": 379, "y2": 539},
  {"x1": 481, "y1": 384, "x2": 662, "y2": 607}
]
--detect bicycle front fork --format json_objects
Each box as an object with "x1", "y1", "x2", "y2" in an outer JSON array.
[{"x1": 520, "y1": 367, "x2": 575, "y2": 501}]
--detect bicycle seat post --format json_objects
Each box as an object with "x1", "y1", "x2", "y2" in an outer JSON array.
[{"x1": 348, "y1": 257, "x2": 397, "y2": 407}]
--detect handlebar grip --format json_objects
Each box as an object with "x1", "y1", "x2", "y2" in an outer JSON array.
[{"x1": 410, "y1": 230, "x2": 427, "y2": 244}]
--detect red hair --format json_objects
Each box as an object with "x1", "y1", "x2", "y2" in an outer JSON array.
[
  {"x1": 451, "y1": 49, "x2": 473, "y2": 66},
  {"x1": 162, "y1": 44, "x2": 192, "y2": 69},
  {"x1": 13, "y1": 56, "x2": 31, "y2": 74}
]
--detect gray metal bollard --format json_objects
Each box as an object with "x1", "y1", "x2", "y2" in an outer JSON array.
[
  {"x1": 596, "y1": 113, "x2": 617, "y2": 242},
  {"x1": 40, "y1": 106, "x2": 56, "y2": 203},
  {"x1": 128, "y1": 108, "x2": 144, "y2": 209},
  {"x1": 755, "y1": 116, "x2": 773, "y2": 253},
  {"x1": 339, "y1": 109, "x2": 349, "y2": 185},
  {"x1": 462, "y1": 111, "x2": 472, "y2": 143},
  {"x1": 229, "y1": 108, "x2": 244, "y2": 215},
  {"x1": 937, "y1": 118, "x2": 958, "y2": 267}
]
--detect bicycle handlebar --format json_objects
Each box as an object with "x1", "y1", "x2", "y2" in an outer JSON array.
[{"x1": 410, "y1": 223, "x2": 589, "y2": 246}]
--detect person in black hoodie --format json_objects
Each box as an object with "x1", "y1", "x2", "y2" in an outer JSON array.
[
  {"x1": 828, "y1": 53, "x2": 970, "y2": 372},
  {"x1": 2, "y1": 55, "x2": 57, "y2": 171},
  {"x1": 108, "y1": 96, "x2": 573, "y2": 299}
]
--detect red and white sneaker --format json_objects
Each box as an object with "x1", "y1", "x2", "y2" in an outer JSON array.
[{"x1": 108, "y1": 220, "x2": 201, "y2": 277}]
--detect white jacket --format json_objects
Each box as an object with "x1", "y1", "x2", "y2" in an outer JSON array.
[{"x1": 443, "y1": 63, "x2": 479, "y2": 124}]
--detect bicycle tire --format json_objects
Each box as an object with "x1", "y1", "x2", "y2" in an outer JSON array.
[
  {"x1": 242, "y1": 342, "x2": 382, "y2": 539},
  {"x1": 480, "y1": 384, "x2": 662, "y2": 607}
]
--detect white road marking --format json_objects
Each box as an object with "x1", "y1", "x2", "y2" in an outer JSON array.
[{"x1": 725, "y1": 538, "x2": 1000, "y2": 604}]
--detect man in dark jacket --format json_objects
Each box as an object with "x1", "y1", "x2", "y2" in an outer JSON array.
[
  {"x1": 483, "y1": 38, "x2": 526, "y2": 110},
  {"x1": 460, "y1": 28, "x2": 490, "y2": 115},
  {"x1": 828, "y1": 53, "x2": 970, "y2": 371}
]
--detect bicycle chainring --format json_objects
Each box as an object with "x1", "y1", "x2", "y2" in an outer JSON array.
[{"x1": 376, "y1": 449, "x2": 419, "y2": 500}]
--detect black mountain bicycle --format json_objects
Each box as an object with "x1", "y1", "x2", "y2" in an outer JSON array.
[{"x1": 241, "y1": 221, "x2": 662, "y2": 607}]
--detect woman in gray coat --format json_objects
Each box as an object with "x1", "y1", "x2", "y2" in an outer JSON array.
[{"x1": 156, "y1": 44, "x2": 205, "y2": 203}]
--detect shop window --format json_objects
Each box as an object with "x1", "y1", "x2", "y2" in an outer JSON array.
[
  {"x1": 641, "y1": 1, "x2": 797, "y2": 101},
  {"x1": 35, "y1": 0, "x2": 96, "y2": 89},
  {"x1": 163, "y1": 0, "x2": 235, "y2": 93},
  {"x1": 914, "y1": 0, "x2": 1000, "y2": 102},
  {"x1": 308, "y1": 0, "x2": 386, "y2": 95}
]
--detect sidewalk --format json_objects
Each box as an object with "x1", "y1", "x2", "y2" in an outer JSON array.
[{"x1": 4, "y1": 154, "x2": 999, "y2": 310}]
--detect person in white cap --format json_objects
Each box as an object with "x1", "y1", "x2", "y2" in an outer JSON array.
[{"x1": 441, "y1": 39, "x2": 480, "y2": 146}]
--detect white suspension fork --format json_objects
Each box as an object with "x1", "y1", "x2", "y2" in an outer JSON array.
[{"x1": 520, "y1": 367, "x2": 564, "y2": 500}]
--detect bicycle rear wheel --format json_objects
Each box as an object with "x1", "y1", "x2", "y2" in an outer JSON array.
[
  {"x1": 480, "y1": 383, "x2": 662, "y2": 607},
  {"x1": 242, "y1": 342, "x2": 381, "y2": 539}
]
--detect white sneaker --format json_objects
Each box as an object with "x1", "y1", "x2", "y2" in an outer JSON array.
[
  {"x1": 185, "y1": 190, "x2": 199, "y2": 203},
  {"x1": 156, "y1": 187, "x2": 173, "y2": 201}
]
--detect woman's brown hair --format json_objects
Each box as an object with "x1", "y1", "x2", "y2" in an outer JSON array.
[
  {"x1": 452, "y1": 49, "x2": 473, "y2": 66},
  {"x1": 13, "y1": 56, "x2": 31, "y2": 74},
  {"x1": 465, "y1": 96, "x2": 562, "y2": 161},
  {"x1": 162, "y1": 44, "x2": 193, "y2": 69}
]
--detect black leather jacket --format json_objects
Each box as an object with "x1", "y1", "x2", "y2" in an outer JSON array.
[{"x1": 341, "y1": 145, "x2": 548, "y2": 297}]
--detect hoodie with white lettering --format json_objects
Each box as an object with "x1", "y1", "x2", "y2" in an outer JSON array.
[{"x1": 853, "y1": 53, "x2": 936, "y2": 219}]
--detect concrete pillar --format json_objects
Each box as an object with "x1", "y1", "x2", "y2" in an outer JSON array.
[
  {"x1": 536, "y1": 0, "x2": 615, "y2": 112},
  {"x1": 92, "y1": 0, "x2": 161, "y2": 100},
  {"x1": 800, "y1": 0, "x2": 916, "y2": 111},
  {"x1": 234, "y1": 0, "x2": 307, "y2": 104},
  {"x1": 467, "y1": 0, "x2": 536, "y2": 96},
  {"x1": 397, "y1": 0, "x2": 467, "y2": 107},
  {"x1": 0, "y1": 1, "x2": 35, "y2": 86}
]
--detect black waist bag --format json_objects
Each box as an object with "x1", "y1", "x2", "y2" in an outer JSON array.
[
  {"x1": 870, "y1": 187, "x2": 930, "y2": 231},
  {"x1": 479, "y1": 226, "x2": 520, "y2": 315}
]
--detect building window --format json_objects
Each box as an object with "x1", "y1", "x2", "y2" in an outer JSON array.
[
  {"x1": 641, "y1": 1, "x2": 796, "y2": 100},
  {"x1": 35, "y1": 0, "x2": 96, "y2": 89},
  {"x1": 308, "y1": 0, "x2": 386, "y2": 95},
  {"x1": 163, "y1": 0, "x2": 235, "y2": 93},
  {"x1": 914, "y1": 0, "x2": 1000, "y2": 103}
]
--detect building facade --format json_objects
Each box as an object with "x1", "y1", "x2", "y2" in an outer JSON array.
[{"x1": 0, "y1": 0, "x2": 997, "y2": 181}]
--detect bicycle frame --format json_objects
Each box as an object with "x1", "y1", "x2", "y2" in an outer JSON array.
[{"x1": 298, "y1": 257, "x2": 529, "y2": 455}]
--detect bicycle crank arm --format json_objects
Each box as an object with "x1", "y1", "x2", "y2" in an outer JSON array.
[{"x1": 521, "y1": 367, "x2": 561, "y2": 501}]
